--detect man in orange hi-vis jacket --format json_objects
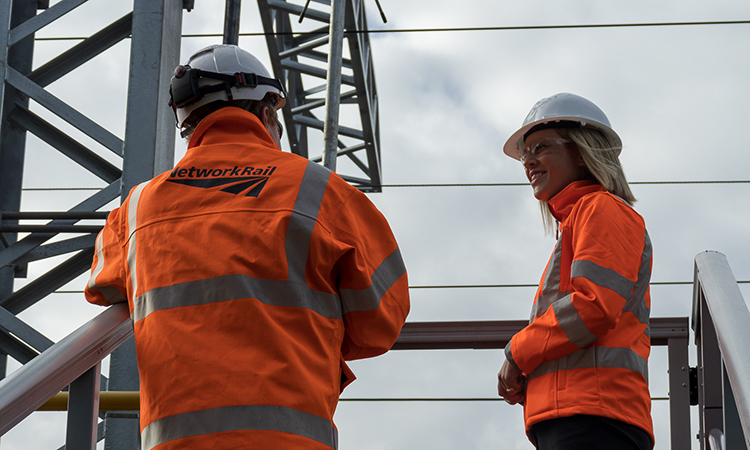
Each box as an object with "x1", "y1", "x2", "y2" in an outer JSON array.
[{"x1": 85, "y1": 44, "x2": 410, "y2": 450}]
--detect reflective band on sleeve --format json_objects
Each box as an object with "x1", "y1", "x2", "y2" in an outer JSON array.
[
  {"x1": 570, "y1": 259, "x2": 634, "y2": 300},
  {"x1": 504, "y1": 339, "x2": 516, "y2": 366},
  {"x1": 141, "y1": 404, "x2": 338, "y2": 450},
  {"x1": 552, "y1": 294, "x2": 598, "y2": 348},
  {"x1": 87, "y1": 231, "x2": 126, "y2": 304},
  {"x1": 131, "y1": 273, "x2": 342, "y2": 322},
  {"x1": 529, "y1": 303, "x2": 537, "y2": 323},
  {"x1": 528, "y1": 345, "x2": 648, "y2": 383},
  {"x1": 286, "y1": 161, "x2": 330, "y2": 284},
  {"x1": 541, "y1": 238, "x2": 564, "y2": 297},
  {"x1": 126, "y1": 182, "x2": 149, "y2": 303},
  {"x1": 534, "y1": 238, "x2": 570, "y2": 321},
  {"x1": 340, "y1": 247, "x2": 406, "y2": 313},
  {"x1": 621, "y1": 230, "x2": 652, "y2": 324}
]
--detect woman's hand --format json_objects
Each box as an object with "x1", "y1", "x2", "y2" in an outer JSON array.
[{"x1": 497, "y1": 359, "x2": 527, "y2": 405}]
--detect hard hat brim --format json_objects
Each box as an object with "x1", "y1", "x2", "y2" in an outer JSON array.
[{"x1": 503, "y1": 117, "x2": 622, "y2": 161}]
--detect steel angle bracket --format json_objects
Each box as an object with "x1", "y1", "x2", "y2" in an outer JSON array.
[{"x1": 257, "y1": 0, "x2": 382, "y2": 192}]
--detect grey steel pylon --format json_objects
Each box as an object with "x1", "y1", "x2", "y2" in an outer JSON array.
[
  {"x1": 257, "y1": 0, "x2": 383, "y2": 191},
  {"x1": 0, "y1": 0, "x2": 384, "y2": 446},
  {"x1": 0, "y1": 0, "x2": 190, "y2": 448}
]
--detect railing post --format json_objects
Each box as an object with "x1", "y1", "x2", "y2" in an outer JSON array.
[
  {"x1": 693, "y1": 251, "x2": 750, "y2": 449},
  {"x1": 667, "y1": 335, "x2": 691, "y2": 450},
  {"x1": 66, "y1": 362, "x2": 102, "y2": 450},
  {"x1": 722, "y1": 365, "x2": 747, "y2": 449},
  {"x1": 695, "y1": 292, "x2": 725, "y2": 450}
]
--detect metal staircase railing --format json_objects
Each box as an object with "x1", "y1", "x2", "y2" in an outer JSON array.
[
  {"x1": 0, "y1": 311, "x2": 691, "y2": 449},
  {"x1": 692, "y1": 251, "x2": 750, "y2": 450},
  {"x1": 1, "y1": 250, "x2": 748, "y2": 449},
  {"x1": 0, "y1": 302, "x2": 132, "y2": 448}
]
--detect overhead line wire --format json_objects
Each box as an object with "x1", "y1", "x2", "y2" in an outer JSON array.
[
  {"x1": 377, "y1": 180, "x2": 750, "y2": 188},
  {"x1": 20, "y1": 180, "x2": 750, "y2": 191},
  {"x1": 33, "y1": 19, "x2": 750, "y2": 41},
  {"x1": 408, "y1": 281, "x2": 749, "y2": 289},
  {"x1": 53, "y1": 280, "x2": 749, "y2": 294},
  {"x1": 343, "y1": 397, "x2": 671, "y2": 402}
]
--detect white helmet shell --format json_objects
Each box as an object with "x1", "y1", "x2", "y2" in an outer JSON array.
[
  {"x1": 171, "y1": 44, "x2": 286, "y2": 128},
  {"x1": 503, "y1": 93, "x2": 621, "y2": 160}
]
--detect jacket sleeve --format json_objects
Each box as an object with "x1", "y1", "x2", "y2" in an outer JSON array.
[
  {"x1": 333, "y1": 191, "x2": 410, "y2": 361},
  {"x1": 84, "y1": 207, "x2": 129, "y2": 307},
  {"x1": 509, "y1": 195, "x2": 648, "y2": 374}
]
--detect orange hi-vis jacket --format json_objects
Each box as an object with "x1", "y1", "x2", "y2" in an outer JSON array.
[
  {"x1": 505, "y1": 180, "x2": 653, "y2": 445},
  {"x1": 85, "y1": 107, "x2": 410, "y2": 450}
]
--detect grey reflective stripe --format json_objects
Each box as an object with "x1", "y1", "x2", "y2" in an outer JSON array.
[
  {"x1": 132, "y1": 273, "x2": 342, "y2": 322},
  {"x1": 570, "y1": 259, "x2": 634, "y2": 300},
  {"x1": 541, "y1": 237, "x2": 563, "y2": 299},
  {"x1": 286, "y1": 161, "x2": 330, "y2": 283},
  {"x1": 533, "y1": 236, "x2": 570, "y2": 323},
  {"x1": 621, "y1": 230, "x2": 652, "y2": 324},
  {"x1": 126, "y1": 182, "x2": 149, "y2": 303},
  {"x1": 87, "y1": 231, "x2": 126, "y2": 304},
  {"x1": 504, "y1": 339, "x2": 516, "y2": 366},
  {"x1": 528, "y1": 346, "x2": 648, "y2": 383},
  {"x1": 552, "y1": 294, "x2": 598, "y2": 348},
  {"x1": 340, "y1": 247, "x2": 406, "y2": 313},
  {"x1": 130, "y1": 164, "x2": 343, "y2": 323},
  {"x1": 141, "y1": 404, "x2": 338, "y2": 450}
]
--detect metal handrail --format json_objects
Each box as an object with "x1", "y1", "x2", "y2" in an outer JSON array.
[
  {"x1": 708, "y1": 428, "x2": 726, "y2": 450},
  {"x1": 0, "y1": 303, "x2": 132, "y2": 435},
  {"x1": 694, "y1": 251, "x2": 750, "y2": 448}
]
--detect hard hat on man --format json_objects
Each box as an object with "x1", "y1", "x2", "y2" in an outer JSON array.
[{"x1": 169, "y1": 44, "x2": 287, "y2": 129}]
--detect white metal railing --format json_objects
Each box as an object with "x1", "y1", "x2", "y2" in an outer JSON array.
[
  {"x1": 1, "y1": 251, "x2": 747, "y2": 449},
  {"x1": 0, "y1": 302, "x2": 132, "y2": 438},
  {"x1": 708, "y1": 428, "x2": 726, "y2": 450},
  {"x1": 693, "y1": 251, "x2": 750, "y2": 449}
]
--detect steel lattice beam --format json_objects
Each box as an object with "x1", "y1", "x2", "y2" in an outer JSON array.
[
  {"x1": 257, "y1": 0, "x2": 383, "y2": 192},
  {"x1": 0, "y1": 1, "x2": 187, "y2": 448}
]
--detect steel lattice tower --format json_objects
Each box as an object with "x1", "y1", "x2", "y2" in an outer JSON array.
[{"x1": 0, "y1": 0, "x2": 381, "y2": 447}]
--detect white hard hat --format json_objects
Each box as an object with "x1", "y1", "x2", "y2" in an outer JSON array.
[
  {"x1": 169, "y1": 44, "x2": 287, "y2": 128},
  {"x1": 503, "y1": 93, "x2": 621, "y2": 160}
]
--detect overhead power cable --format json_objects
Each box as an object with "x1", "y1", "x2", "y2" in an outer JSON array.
[
  {"x1": 33, "y1": 19, "x2": 750, "y2": 41},
  {"x1": 52, "y1": 280, "x2": 749, "y2": 295},
  {"x1": 339, "y1": 396, "x2": 670, "y2": 402},
  {"x1": 408, "y1": 281, "x2": 749, "y2": 289},
  {"x1": 377, "y1": 180, "x2": 750, "y2": 188},
  {"x1": 20, "y1": 179, "x2": 750, "y2": 192}
]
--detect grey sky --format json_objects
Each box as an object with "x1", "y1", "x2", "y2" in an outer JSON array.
[{"x1": 4, "y1": 0, "x2": 750, "y2": 448}]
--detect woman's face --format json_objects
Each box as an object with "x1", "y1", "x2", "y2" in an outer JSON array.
[{"x1": 521, "y1": 128, "x2": 585, "y2": 202}]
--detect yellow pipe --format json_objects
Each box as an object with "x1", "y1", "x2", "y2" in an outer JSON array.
[{"x1": 37, "y1": 391, "x2": 140, "y2": 411}]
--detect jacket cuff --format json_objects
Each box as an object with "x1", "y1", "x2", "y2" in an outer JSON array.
[{"x1": 504, "y1": 337, "x2": 521, "y2": 372}]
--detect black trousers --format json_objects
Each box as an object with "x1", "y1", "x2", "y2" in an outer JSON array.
[{"x1": 529, "y1": 415, "x2": 652, "y2": 450}]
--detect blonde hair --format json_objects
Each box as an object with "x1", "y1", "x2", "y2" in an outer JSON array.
[{"x1": 525, "y1": 126, "x2": 636, "y2": 235}]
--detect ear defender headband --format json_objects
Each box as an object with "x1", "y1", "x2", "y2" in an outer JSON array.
[{"x1": 169, "y1": 64, "x2": 287, "y2": 111}]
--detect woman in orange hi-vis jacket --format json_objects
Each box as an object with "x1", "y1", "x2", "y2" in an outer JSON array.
[
  {"x1": 497, "y1": 93, "x2": 653, "y2": 450},
  {"x1": 84, "y1": 44, "x2": 409, "y2": 450}
]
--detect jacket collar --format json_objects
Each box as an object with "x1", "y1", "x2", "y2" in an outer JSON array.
[
  {"x1": 187, "y1": 107, "x2": 278, "y2": 150},
  {"x1": 547, "y1": 180, "x2": 605, "y2": 222}
]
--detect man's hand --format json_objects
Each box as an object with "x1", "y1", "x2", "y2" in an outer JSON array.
[{"x1": 497, "y1": 359, "x2": 527, "y2": 405}]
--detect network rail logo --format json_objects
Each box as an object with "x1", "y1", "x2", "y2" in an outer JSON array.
[{"x1": 167, "y1": 165, "x2": 277, "y2": 198}]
